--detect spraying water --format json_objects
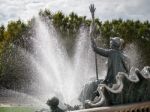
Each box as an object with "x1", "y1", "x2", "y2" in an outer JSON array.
[{"x1": 31, "y1": 17, "x2": 98, "y2": 105}]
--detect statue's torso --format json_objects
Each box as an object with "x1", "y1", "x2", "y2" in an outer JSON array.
[{"x1": 105, "y1": 49, "x2": 128, "y2": 84}]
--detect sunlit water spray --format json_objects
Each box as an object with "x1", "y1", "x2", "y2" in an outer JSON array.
[
  {"x1": 73, "y1": 26, "x2": 95, "y2": 87},
  {"x1": 31, "y1": 17, "x2": 98, "y2": 105}
]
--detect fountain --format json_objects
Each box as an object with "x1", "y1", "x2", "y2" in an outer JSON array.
[
  {"x1": 35, "y1": 4, "x2": 150, "y2": 112},
  {"x1": 1, "y1": 4, "x2": 150, "y2": 112},
  {"x1": 25, "y1": 5, "x2": 150, "y2": 112},
  {"x1": 32, "y1": 10, "x2": 150, "y2": 111}
]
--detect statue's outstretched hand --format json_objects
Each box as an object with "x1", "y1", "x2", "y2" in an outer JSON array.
[{"x1": 89, "y1": 4, "x2": 96, "y2": 20}]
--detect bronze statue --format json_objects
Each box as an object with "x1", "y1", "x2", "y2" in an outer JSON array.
[{"x1": 89, "y1": 4, "x2": 130, "y2": 85}]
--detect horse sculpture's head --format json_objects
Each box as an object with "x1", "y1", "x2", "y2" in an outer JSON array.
[{"x1": 46, "y1": 97, "x2": 59, "y2": 110}]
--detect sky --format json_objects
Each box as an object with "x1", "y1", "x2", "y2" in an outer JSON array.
[{"x1": 0, "y1": 0, "x2": 150, "y2": 25}]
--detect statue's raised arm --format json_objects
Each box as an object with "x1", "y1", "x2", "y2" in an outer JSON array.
[{"x1": 89, "y1": 4, "x2": 110, "y2": 57}]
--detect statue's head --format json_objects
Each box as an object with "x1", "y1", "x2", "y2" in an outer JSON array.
[{"x1": 110, "y1": 37, "x2": 124, "y2": 50}]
